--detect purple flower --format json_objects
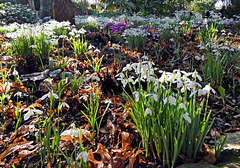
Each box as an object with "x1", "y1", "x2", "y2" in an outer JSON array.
[
  {"x1": 106, "y1": 23, "x2": 114, "y2": 27},
  {"x1": 228, "y1": 21, "x2": 235, "y2": 25}
]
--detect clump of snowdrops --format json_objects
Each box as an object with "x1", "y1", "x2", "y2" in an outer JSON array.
[
  {"x1": 122, "y1": 27, "x2": 148, "y2": 52},
  {"x1": 117, "y1": 58, "x2": 217, "y2": 168}
]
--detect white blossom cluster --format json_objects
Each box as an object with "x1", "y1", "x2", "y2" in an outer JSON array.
[
  {"x1": 116, "y1": 60, "x2": 215, "y2": 97},
  {"x1": 122, "y1": 27, "x2": 148, "y2": 37}
]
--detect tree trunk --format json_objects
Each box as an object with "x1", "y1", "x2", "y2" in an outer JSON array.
[
  {"x1": 28, "y1": 0, "x2": 35, "y2": 10},
  {"x1": 53, "y1": 0, "x2": 75, "y2": 25},
  {"x1": 39, "y1": 0, "x2": 53, "y2": 18}
]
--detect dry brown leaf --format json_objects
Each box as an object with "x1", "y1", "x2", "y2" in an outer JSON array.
[
  {"x1": 0, "y1": 141, "x2": 34, "y2": 161},
  {"x1": 233, "y1": 76, "x2": 240, "y2": 85},
  {"x1": 210, "y1": 129, "x2": 221, "y2": 139},
  {"x1": 88, "y1": 143, "x2": 111, "y2": 167},
  {"x1": 60, "y1": 135, "x2": 73, "y2": 144},
  {"x1": 129, "y1": 150, "x2": 143, "y2": 168},
  {"x1": 9, "y1": 125, "x2": 30, "y2": 143},
  {"x1": 200, "y1": 143, "x2": 216, "y2": 164},
  {"x1": 13, "y1": 137, "x2": 28, "y2": 144}
]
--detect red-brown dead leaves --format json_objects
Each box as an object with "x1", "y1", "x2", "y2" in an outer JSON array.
[{"x1": 88, "y1": 131, "x2": 134, "y2": 168}]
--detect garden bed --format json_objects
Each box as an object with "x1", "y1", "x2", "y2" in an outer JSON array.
[{"x1": 0, "y1": 9, "x2": 240, "y2": 168}]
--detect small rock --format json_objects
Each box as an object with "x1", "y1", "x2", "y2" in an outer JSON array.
[
  {"x1": 60, "y1": 72, "x2": 73, "y2": 79},
  {"x1": 176, "y1": 162, "x2": 217, "y2": 168},
  {"x1": 49, "y1": 69, "x2": 62, "y2": 77}
]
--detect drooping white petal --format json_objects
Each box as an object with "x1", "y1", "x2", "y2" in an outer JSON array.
[
  {"x1": 76, "y1": 151, "x2": 88, "y2": 162},
  {"x1": 189, "y1": 90, "x2": 198, "y2": 97},
  {"x1": 177, "y1": 103, "x2": 187, "y2": 111},
  {"x1": 60, "y1": 130, "x2": 71, "y2": 137},
  {"x1": 40, "y1": 93, "x2": 49, "y2": 100},
  {"x1": 168, "y1": 95, "x2": 176, "y2": 105},
  {"x1": 144, "y1": 108, "x2": 152, "y2": 116},
  {"x1": 33, "y1": 109, "x2": 43, "y2": 114},
  {"x1": 23, "y1": 111, "x2": 31, "y2": 121},
  {"x1": 183, "y1": 113, "x2": 191, "y2": 123},
  {"x1": 133, "y1": 91, "x2": 140, "y2": 102}
]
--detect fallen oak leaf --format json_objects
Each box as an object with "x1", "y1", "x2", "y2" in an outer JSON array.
[
  {"x1": 114, "y1": 132, "x2": 133, "y2": 161},
  {"x1": 88, "y1": 143, "x2": 111, "y2": 167}
]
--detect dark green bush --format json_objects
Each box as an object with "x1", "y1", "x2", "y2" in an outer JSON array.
[
  {"x1": 0, "y1": 0, "x2": 16, "y2": 4},
  {"x1": 0, "y1": 3, "x2": 41, "y2": 25}
]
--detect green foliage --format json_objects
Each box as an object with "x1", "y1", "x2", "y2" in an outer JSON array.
[
  {"x1": 71, "y1": 36, "x2": 88, "y2": 59},
  {"x1": 126, "y1": 35, "x2": 146, "y2": 52},
  {"x1": 84, "y1": 23, "x2": 100, "y2": 32},
  {"x1": 201, "y1": 51, "x2": 231, "y2": 87},
  {"x1": 101, "y1": 0, "x2": 135, "y2": 12},
  {"x1": 81, "y1": 87, "x2": 100, "y2": 137},
  {"x1": 160, "y1": 28, "x2": 173, "y2": 42},
  {"x1": 0, "y1": 3, "x2": 41, "y2": 25},
  {"x1": 198, "y1": 24, "x2": 218, "y2": 46},
  {"x1": 71, "y1": 73, "x2": 85, "y2": 95},
  {"x1": 218, "y1": 86, "x2": 225, "y2": 105},
  {"x1": 11, "y1": 34, "x2": 52, "y2": 69},
  {"x1": 120, "y1": 60, "x2": 215, "y2": 168},
  {"x1": 188, "y1": 0, "x2": 216, "y2": 15}
]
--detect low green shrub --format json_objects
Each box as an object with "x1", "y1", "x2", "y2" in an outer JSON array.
[{"x1": 0, "y1": 3, "x2": 41, "y2": 25}]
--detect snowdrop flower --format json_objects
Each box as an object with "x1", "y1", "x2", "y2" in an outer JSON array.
[
  {"x1": 29, "y1": 45, "x2": 37, "y2": 48},
  {"x1": 94, "y1": 49, "x2": 100, "y2": 53},
  {"x1": 80, "y1": 93, "x2": 88, "y2": 101},
  {"x1": 146, "y1": 94, "x2": 158, "y2": 101},
  {"x1": 122, "y1": 64, "x2": 132, "y2": 72},
  {"x1": 23, "y1": 108, "x2": 43, "y2": 121},
  {"x1": 142, "y1": 55, "x2": 148, "y2": 60},
  {"x1": 85, "y1": 74, "x2": 100, "y2": 81},
  {"x1": 195, "y1": 55, "x2": 205, "y2": 61},
  {"x1": 202, "y1": 84, "x2": 216, "y2": 94},
  {"x1": 177, "y1": 81, "x2": 183, "y2": 89},
  {"x1": 133, "y1": 91, "x2": 140, "y2": 102},
  {"x1": 189, "y1": 84, "x2": 215, "y2": 97},
  {"x1": 164, "y1": 95, "x2": 176, "y2": 105},
  {"x1": 76, "y1": 151, "x2": 88, "y2": 162},
  {"x1": 127, "y1": 76, "x2": 136, "y2": 85},
  {"x1": 122, "y1": 79, "x2": 128, "y2": 88},
  {"x1": 12, "y1": 68, "x2": 19, "y2": 76},
  {"x1": 58, "y1": 101, "x2": 70, "y2": 110},
  {"x1": 159, "y1": 71, "x2": 167, "y2": 83},
  {"x1": 78, "y1": 28, "x2": 86, "y2": 34},
  {"x1": 60, "y1": 128, "x2": 81, "y2": 138},
  {"x1": 59, "y1": 35, "x2": 67, "y2": 39},
  {"x1": 144, "y1": 108, "x2": 152, "y2": 116},
  {"x1": 88, "y1": 44, "x2": 95, "y2": 50},
  {"x1": 40, "y1": 91, "x2": 59, "y2": 100},
  {"x1": 115, "y1": 72, "x2": 125, "y2": 81},
  {"x1": 177, "y1": 103, "x2": 187, "y2": 111},
  {"x1": 103, "y1": 98, "x2": 112, "y2": 104},
  {"x1": 183, "y1": 113, "x2": 191, "y2": 123},
  {"x1": 14, "y1": 91, "x2": 22, "y2": 97}
]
